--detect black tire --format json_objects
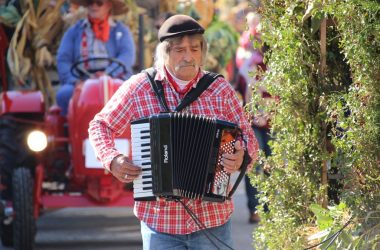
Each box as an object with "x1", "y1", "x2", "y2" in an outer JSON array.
[
  {"x1": 0, "y1": 221, "x2": 13, "y2": 247},
  {"x1": 12, "y1": 167, "x2": 35, "y2": 250},
  {"x1": 0, "y1": 117, "x2": 17, "y2": 247},
  {"x1": 0, "y1": 117, "x2": 18, "y2": 201}
]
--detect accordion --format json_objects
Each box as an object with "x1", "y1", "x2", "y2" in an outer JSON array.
[{"x1": 131, "y1": 112, "x2": 245, "y2": 202}]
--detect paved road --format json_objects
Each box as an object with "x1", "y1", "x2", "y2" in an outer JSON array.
[{"x1": 1, "y1": 175, "x2": 257, "y2": 250}]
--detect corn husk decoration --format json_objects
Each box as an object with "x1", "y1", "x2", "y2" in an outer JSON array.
[{"x1": 6, "y1": 0, "x2": 65, "y2": 107}]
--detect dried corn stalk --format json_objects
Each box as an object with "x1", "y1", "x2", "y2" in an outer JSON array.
[{"x1": 7, "y1": 0, "x2": 65, "y2": 107}]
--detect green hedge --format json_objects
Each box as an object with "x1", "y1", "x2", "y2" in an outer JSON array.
[{"x1": 248, "y1": 1, "x2": 380, "y2": 249}]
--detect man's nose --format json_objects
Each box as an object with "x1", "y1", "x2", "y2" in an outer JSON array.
[{"x1": 183, "y1": 50, "x2": 193, "y2": 61}]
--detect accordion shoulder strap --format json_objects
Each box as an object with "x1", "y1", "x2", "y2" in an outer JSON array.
[
  {"x1": 176, "y1": 71, "x2": 223, "y2": 112},
  {"x1": 144, "y1": 68, "x2": 223, "y2": 112},
  {"x1": 145, "y1": 67, "x2": 171, "y2": 112}
]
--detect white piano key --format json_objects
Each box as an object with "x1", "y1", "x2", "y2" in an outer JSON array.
[
  {"x1": 132, "y1": 142, "x2": 150, "y2": 147},
  {"x1": 132, "y1": 147, "x2": 150, "y2": 152},
  {"x1": 133, "y1": 184, "x2": 153, "y2": 190},
  {"x1": 134, "y1": 178, "x2": 152, "y2": 185},
  {"x1": 133, "y1": 189, "x2": 153, "y2": 195},
  {"x1": 134, "y1": 191, "x2": 154, "y2": 199},
  {"x1": 132, "y1": 161, "x2": 150, "y2": 167},
  {"x1": 141, "y1": 170, "x2": 152, "y2": 176},
  {"x1": 132, "y1": 136, "x2": 150, "y2": 142},
  {"x1": 131, "y1": 123, "x2": 150, "y2": 130},
  {"x1": 131, "y1": 130, "x2": 150, "y2": 136},
  {"x1": 132, "y1": 145, "x2": 150, "y2": 151},
  {"x1": 133, "y1": 155, "x2": 151, "y2": 161},
  {"x1": 131, "y1": 139, "x2": 151, "y2": 145}
]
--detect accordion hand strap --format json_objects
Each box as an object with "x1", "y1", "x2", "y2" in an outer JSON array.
[
  {"x1": 144, "y1": 68, "x2": 223, "y2": 112},
  {"x1": 227, "y1": 150, "x2": 252, "y2": 199}
]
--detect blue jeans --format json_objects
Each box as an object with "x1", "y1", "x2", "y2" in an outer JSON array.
[
  {"x1": 140, "y1": 219, "x2": 233, "y2": 250},
  {"x1": 245, "y1": 127, "x2": 271, "y2": 213},
  {"x1": 56, "y1": 84, "x2": 75, "y2": 116}
]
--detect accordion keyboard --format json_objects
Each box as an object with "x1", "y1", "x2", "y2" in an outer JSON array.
[{"x1": 131, "y1": 122, "x2": 155, "y2": 200}]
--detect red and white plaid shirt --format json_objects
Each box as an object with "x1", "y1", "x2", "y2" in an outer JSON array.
[{"x1": 88, "y1": 67, "x2": 258, "y2": 234}]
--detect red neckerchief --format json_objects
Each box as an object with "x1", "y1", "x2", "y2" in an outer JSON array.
[
  {"x1": 164, "y1": 67, "x2": 200, "y2": 95},
  {"x1": 88, "y1": 15, "x2": 110, "y2": 42}
]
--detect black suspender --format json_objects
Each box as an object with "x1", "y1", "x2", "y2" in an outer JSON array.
[{"x1": 144, "y1": 68, "x2": 223, "y2": 112}]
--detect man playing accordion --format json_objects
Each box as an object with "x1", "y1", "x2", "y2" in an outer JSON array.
[{"x1": 89, "y1": 14, "x2": 258, "y2": 250}]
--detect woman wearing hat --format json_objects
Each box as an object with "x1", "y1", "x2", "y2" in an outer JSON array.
[
  {"x1": 56, "y1": 0, "x2": 135, "y2": 116},
  {"x1": 89, "y1": 14, "x2": 258, "y2": 249}
]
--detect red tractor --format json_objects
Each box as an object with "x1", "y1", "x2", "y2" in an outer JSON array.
[{"x1": 0, "y1": 57, "x2": 133, "y2": 249}]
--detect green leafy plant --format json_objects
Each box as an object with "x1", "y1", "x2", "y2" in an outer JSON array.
[
  {"x1": 308, "y1": 203, "x2": 380, "y2": 249},
  {"x1": 247, "y1": 0, "x2": 380, "y2": 249}
]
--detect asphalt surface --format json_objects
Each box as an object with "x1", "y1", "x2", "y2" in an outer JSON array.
[{"x1": 1, "y1": 174, "x2": 258, "y2": 250}]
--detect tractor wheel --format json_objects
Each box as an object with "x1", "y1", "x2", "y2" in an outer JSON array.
[
  {"x1": 0, "y1": 117, "x2": 18, "y2": 201},
  {"x1": 0, "y1": 219, "x2": 13, "y2": 247},
  {"x1": 0, "y1": 117, "x2": 17, "y2": 247},
  {"x1": 12, "y1": 167, "x2": 36, "y2": 250}
]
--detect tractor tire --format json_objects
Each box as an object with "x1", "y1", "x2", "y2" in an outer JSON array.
[
  {"x1": 0, "y1": 117, "x2": 18, "y2": 201},
  {"x1": 0, "y1": 117, "x2": 17, "y2": 247},
  {"x1": 0, "y1": 219, "x2": 13, "y2": 247},
  {"x1": 12, "y1": 167, "x2": 35, "y2": 250}
]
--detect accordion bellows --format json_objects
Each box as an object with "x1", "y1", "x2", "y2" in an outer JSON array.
[{"x1": 131, "y1": 112, "x2": 240, "y2": 202}]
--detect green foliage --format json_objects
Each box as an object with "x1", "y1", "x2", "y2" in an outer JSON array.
[
  {"x1": 248, "y1": 0, "x2": 380, "y2": 249},
  {"x1": 308, "y1": 203, "x2": 380, "y2": 249},
  {"x1": 204, "y1": 16, "x2": 239, "y2": 71}
]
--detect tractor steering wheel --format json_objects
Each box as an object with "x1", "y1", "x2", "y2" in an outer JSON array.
[{"x1": 70, "y1": 57, "x2": 128, "y2": 79}]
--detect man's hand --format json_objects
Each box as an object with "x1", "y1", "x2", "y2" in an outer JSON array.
[
  {"x1": 110, "y1": 155, "x2": 142, "y2": 183},
  {"x1": 221, "y1": 140, "x2": 245, "y2": 174}
]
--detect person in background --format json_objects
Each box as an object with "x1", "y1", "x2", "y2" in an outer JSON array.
[
  {"x1": 235, "y1": 11, "x2": 271, "y2": 224},
  {"x1": 56, "y1": 0, "x2": 135, "y2": 116},
  {"x1": 88, "y1": 14, "x2": 258, "y2": 249}
]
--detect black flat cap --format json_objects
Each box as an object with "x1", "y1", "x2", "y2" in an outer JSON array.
[{"x1": 158, "y1": 14, "x2": 205, "y2": 42}]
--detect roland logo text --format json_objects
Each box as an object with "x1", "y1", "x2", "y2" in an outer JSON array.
[{"x1": 163, "y1": 145, "x2": 168, "y2": 163}]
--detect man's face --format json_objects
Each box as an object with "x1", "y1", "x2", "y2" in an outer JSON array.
[
  {"x1": 166, "y1": 35, "x2": 203, "y2": 81},
  {"x1": 88, "y1": 0, "x2": 113, "y2": 19}
]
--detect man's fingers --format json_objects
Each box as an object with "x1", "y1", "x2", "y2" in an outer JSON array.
[
  {"x1": 235, "y1": 140, "x2": 242, "y2": 151},
  {"x1": 222, "y1": 157, "x2": 236, "y2": 167},
  {"x1": 221, "y1": 140, "x2": 245, "y2": 173},
  {"x1": 110, "y1": 155, "x2": 142, "y2": 183}
]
